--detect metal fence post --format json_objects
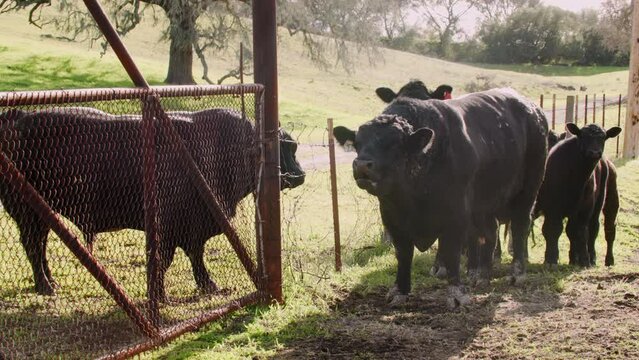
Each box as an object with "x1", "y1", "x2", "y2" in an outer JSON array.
[
  {"x1": 253, "y1": 0, "x2": 283, "y2": 304},
  {"x1": 327, "y1": 119, "x2": 342, "y2": 272}
]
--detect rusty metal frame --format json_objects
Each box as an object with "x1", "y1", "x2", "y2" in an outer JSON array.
[
  {"x1": 0, "y1": 83, "x2": 267, "y2": 355},
  {"x1": 1, "y1": 0, "x2": 281, "y2": 354}
]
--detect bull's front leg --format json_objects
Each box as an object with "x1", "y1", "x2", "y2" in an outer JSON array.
[
  {"x1": 184, "y1": 240, "x2": 220, "y2": 294},
  {"x1": 386, "y1": 230, "x2": 414, "y2": 307},
  {"x1": 439, "y1": 227, "x2": 470, "y2": 309}
]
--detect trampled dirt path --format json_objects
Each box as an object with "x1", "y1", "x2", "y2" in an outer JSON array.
[{"x1": 273, "y1": 267, "x2": 639, "y2": 360}]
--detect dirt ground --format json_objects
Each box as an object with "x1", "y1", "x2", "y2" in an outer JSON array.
[{"x1": 274, "y1": 261, "x2": 639, "y2": 360}]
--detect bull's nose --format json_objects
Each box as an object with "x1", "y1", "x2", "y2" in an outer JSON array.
[
  {"x1": 586, "y1": 150, "x2": 602, "y2": 159},
  {"x1": 353, "y1": 159, "x2": 374, "y2": 176}
]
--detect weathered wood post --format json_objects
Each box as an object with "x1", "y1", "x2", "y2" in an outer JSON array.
[
  {"x1": 566, "y1": 96, "x2": 575, "y2": 125},
  {"x1": 624, "y1": 0, "x2": 639, "y2": 158},
  {"x1": 327, "y1": 118, "x2": 342, "y2": 272}
]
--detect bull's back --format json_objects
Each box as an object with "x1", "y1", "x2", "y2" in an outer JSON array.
[
  {"x1": 0, "y1": 108, "x2": 256, "y2": 238},
  {"x1": 453, "y1": 90, "x2": 548, "y2": 212},
  {"x1": 1, "y1": 112, "x2": 145, "y2": 232}
]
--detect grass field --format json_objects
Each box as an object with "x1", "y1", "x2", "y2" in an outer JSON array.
[{"x1": 0, "y1": 8, "x2": 638, "y2": 360}]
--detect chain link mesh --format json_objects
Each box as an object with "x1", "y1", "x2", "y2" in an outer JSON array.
[{"x1": 0, "y1": 85, "x2": 266, "y2": 358}]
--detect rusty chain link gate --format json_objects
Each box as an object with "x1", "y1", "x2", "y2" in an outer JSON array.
[{"x1": 0, "y1": 84, "x2": 273, "y2": 358}]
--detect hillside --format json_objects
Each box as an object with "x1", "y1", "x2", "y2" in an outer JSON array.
[{"x1": 0, "y1": 10, "x2": 630, "y2": 128}]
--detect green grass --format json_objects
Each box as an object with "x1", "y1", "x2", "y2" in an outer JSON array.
[
  {"x1": 0, "y1": 8, "x2": 638, "y2": 360},
  {"x1": 467, "y1": 63, "x2": 628, "y2": 77}
]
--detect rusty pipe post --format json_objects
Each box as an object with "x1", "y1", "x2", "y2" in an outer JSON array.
[
  {"x1": 142, "y1": 95, "x2": 161, "y2": 327},
  {"x1": 253, "y1": 0, "x2": 283, "y2": 304},
  {"x1": 83, "y1": 0, "x2": 149, "y2": 88}
]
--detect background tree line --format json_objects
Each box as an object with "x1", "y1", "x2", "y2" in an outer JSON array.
[
  {"x1": 0, "y1": 0, "x2": 633, "y2": 86},
  {"x1": 384, "y1": 0, "x2": 632, "y2": 66}
]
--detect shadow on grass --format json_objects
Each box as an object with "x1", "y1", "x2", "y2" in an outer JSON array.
[
  {"x1": 0, "y1": 54, "x2": 163, "y2": 91},
  {"x1": 155, "y1": 245, "x2": 584, "y2": 360},
  {"x1": 0, "y1": 304, "x2": 145, "y2": 359}
]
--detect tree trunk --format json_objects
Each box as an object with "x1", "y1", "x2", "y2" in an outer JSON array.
[{"x1": 164, "y1": 5, "x2": 197, "y2": 85}]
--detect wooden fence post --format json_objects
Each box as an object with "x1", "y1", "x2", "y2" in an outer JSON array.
[
  {"x1": 566, "y1": 96, "x2": 575, "y2": 127},
  {"x1": 327, "y1": 118, "x2": 342, "y2": 272},
  {"x1": 584, "y1": 94, "x2": 589, "y2": 125},
  {"x1": 552, "y1": 94, "x2": 556, "y2": 130},
  {"x1": 625, "y1": 0, "x2": 639, "y2": 158}
]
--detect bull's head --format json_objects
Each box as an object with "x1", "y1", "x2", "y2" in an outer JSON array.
[
  {"x1": 376, "y1": 80, "x2": 453, "y2": 103},
  {"x1": 279, "y1": 128, "x2": 305, "y2": 189},
  {"x1": 565, "y1": 123, "x2": 621, "y2": 161},
  {"x1": 334, "y1": 115, "x2": 434, "y2": 196}
]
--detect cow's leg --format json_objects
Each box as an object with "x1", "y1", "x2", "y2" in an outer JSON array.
[
  {"x1": 566, "y1": 216, "x2": 590, "y2": 267},
  {"x1": 153, "y1": 243, "x2": 176, "y2": 302},
  {"x1": 386, "y1": 232, "x2": 414, "y2": 307},
  {"x1": 18, "y1": 219, "x2": 56, "y2": 295},
  {"x1": 603, "y1": 180, "x2": 619, "y2": 267},
  {"x1": 84, "y1": 232, "x2": 95, "y2": 254},
  {"x1": 587, "y1": 215, "x2": 600, "y2": 266},
  {"x1": 466, "y1": 234, "x2": 480, "y2": 284},
  {"x1": 542, "y1": 216, "x2": 563, "y2": 269},
  {"x1": 184, "y1": 241, "x2": 219, "y2": 293},
  {"x1": 509, "y1": 208, "x2": 532, "y2": 285},
  {"x1": 440, "y1": 228, "x2": 470, "y2": 309},
  {"x1": 477, "y1": 217, "x2": 498, "y2": 287},
  {"x1": 430, "y1": 242, "x2": 448, "y2": 279}
]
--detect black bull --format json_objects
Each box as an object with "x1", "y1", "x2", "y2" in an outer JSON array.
[
  {"x1": 0, "y1": 108, "x2": 305, "y2": 297},
  {"x1": 334, "y1": 89, "x2": 548, "y2": 307}
]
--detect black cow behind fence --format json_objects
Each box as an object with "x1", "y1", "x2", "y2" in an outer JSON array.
[
  {"x1": 334, "y1": 88, "x2": 548, "y2": 308},
  {"x1": 0, "y1": 107, "x2": 304, "y2": 299},
  {"x1": 535, "y1": 123, "x2": 620, "y2": 268}
]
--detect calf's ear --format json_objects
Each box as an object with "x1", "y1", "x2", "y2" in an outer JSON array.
[
  {"x1": 566, "y1": 123, "x2": 581, "y2": 137},
  {"x1": 375, "y1": 87, "x2": 398, "y2": 103},
  {"x1": 406, "y1": 127, "x2": 434, "y2": 154},
  {"x1": 333, "y1": 126, "x2": 357, "y2": 150},
  {"x1": 606, "y1": 126, "x2": 622, "y2": 139}
]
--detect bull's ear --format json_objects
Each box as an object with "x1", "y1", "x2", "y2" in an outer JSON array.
[
  {"x1": 406, "y1": 127, "x2": 434, "y2": 154},
  {"x1": 333, "y1": 126, "x2": 357, "y2": 150},
  {"x1": 375, "y1": 87, "x2": 397, "y2": 103},
  {"x1": 606, "y1": 126, "x2": 622, "y2": 139},
  {"x1": 566, "y1": 123, "x2": 581, "y2": 137},
  {"x1": 430, "y1": 85, "x2": 453, "y2": 100}
]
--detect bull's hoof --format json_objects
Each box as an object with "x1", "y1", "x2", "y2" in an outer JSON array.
[
  {"x1": 509, "y1": 273, "x2": 526, "y2": 286},
  {"x1": 605, "y1": 256, "x2": 615, "y2": 267},
  {"x1": 198, "y1": 279, "x2": 221, "y2": 294},
  {"x1": 388, "y1": 294, "x2": 409, "y2": 307},
  {"x1": 205, "y1": 287, "x2": 233, "y2": 296},
  {"x1": 544, "y1": 263, "x2": 559, "y2": 272},
  {"x1": 467, "y1": 269, "x2": 480, "y2": 285},
  {"x1": 35, "y1": 279, "x2": 60, "y2": 296},
  {"x1": 447, "y1": 285, "x2": 471, "y2": 310},
  {"x1": 430, "y1": 265, "x2": 448, "y2": 279},
  {"x1": 475, "y1": 277, "x2": 490, "y2": 288},
  {"x1": 35, "y1": 282, "x2": 56, "y2": 296},
  {"x1": 385, "y1": 285, "x2": 401, "y2": 302}
]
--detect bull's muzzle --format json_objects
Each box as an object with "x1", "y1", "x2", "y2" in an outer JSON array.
[{"x1": 353, "y1": 158, "x2": 378, "y2": 193}]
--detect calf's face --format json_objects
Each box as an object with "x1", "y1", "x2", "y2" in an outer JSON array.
[
  {"x1": 566, "y1": 123, "x2": 621, "y2": 161},
  {"x1": 279, "y1": 129, "x2": 305, "y2": 189},
  {"x1": 334, "y1": 115, "x2": 434, "y2": 196}
]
